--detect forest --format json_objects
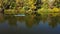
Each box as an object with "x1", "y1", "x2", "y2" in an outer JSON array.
[{"x1": 0, "y1": 0, "x2": 60, "y2": 16}]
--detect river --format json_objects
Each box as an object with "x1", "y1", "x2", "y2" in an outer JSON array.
[{"x1": 0, "y1": 14, "x2": 60, "y2": 34}]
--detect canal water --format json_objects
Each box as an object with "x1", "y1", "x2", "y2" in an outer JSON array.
[{"x1": 0, "y1": 14, "x2": 60, "y2": 34}]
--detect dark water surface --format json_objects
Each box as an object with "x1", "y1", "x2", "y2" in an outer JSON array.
[{"x1": 0, "y1": 14, "x2": 60, "y2": 34}]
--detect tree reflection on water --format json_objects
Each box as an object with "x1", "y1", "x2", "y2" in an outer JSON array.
[
  {"x1": 0, "y1": 13, "x2": 4, "y2": 23},
  {"x1": 0, "y1": 14, "x2": 60, "y2": 29},
  {"x1": 47, "y1": 15, "x2": 60, "y2": 28},
  {"x1": 8, "y1": 16, "x2": 17, "y2": 26}
]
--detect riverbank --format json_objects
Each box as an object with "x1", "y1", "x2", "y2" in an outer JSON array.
[{"x1": 4, "y1": 7, "x2": 60, "y2": 17}]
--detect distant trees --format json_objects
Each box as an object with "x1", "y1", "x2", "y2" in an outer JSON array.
[
  {"x1": 47, "y1": 0, "x2": 60, "y2": 8},
  {"x1": 35, "y1": 0, "x2": 42, "y2": 9},
  {"x1": 48, "y1": 0, "x2": 55, "y2": 8},
  {"x1": 0, "y1": 0, "x2": 59, "y2": 9},
  {"x1": 54, "y1": 0, "x2": 60, "y2": 8},
  {"x1": 0, "y1": 0, "x2": 60, "y2": 14}
]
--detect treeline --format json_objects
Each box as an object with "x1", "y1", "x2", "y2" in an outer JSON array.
[{"x1": 0, "y1": 0, "x2": 60, "y2": 14}]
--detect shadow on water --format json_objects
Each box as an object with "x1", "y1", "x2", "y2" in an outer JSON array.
[
  {"x1": 7, "y1": 16, "x2": 17, "y2": 26},
  {"x1": 47, "y1": 15, "x2": 60, "y2": 28},
  {"x1": 0, "y1": 14, "x2": 60, "y2": 34},
  {"x1": 0, "y1": 13, "x2": 4, "y2": 23}
]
